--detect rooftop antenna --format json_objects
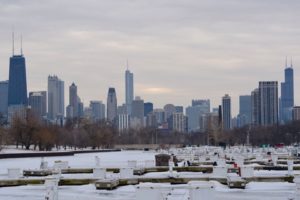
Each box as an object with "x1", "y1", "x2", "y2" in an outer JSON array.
[
  {"x1": 285, "y1": 56, "x2": 288, "y2": 68},
  {"x1": 291, "y1": 57, "x2": 293, "y2": 68},
  {"x1": 20, "y1": 34, "x2": 23, "y2": 56},
  {"x1": 12, "y1": 31, "x2": 15, "y2": 56}
]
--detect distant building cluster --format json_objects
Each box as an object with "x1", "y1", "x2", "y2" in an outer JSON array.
[{"x1": 0, "y1": 35, "x2": 297, "y2": 133}]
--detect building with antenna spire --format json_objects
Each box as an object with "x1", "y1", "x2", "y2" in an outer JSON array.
[
  {"x1": 8, "y1": 32, "x2": 28, "y2": 106},
  {"x1": 280, "y1": 57, "x2": 294, "y2": 123},
  {"x1": 125, "y1": 62, "x2": 134, "y2": 115}
]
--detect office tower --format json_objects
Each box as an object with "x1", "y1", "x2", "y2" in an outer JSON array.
[
  {"x1": 251, "y1": 89, "x2": 260, "y2": 125},
  {"x1": 0, "y1": 81, "x2": 9, "y2": 117},
  {"x1": 175, "y1": 106, "x2": 184, "y2": 113},
  {"x1": 153, "y1": 109, "x2": 165, "y2": 125},
  {"x1": 107, "y1": 87, "x2": 117, "y2": 122},
  {"x1": 117, "y1": 103, "x2": 129, "y2": 131},
  {"x1": 192, "y1": 99, "x2": 210, "y2": 108},
  {"x1": 186, "y1": 99, "x2": 210, "y2": 132},
  {"x1": 238, "y1": 95, "x2": 252, "y2": 127},
  {"x1": 222, "y1": 94, "x2": 231, "y2": 130},
  {"x1": 48, "y1": 75, "x2": 64, "y2": 120},
  {"x1": 8, "y1": 45, "x2": 27, "y2": 106},
  {"x1": 172, "y1": 112, "x2": 187, "y2": 133},
  {"x1": 259, "y1": 81, "x2": 278, "y2": 126},
  {"x1": 28, "y1": 91, "x2": 47, "y2": 118},
  {"x1": 90, "y1": 101, "x2": 105, "y2": 121},
  {"x1": 164, "y1": 104, "x2": 176, "y2": 121},
  {"x1": 146, "y1": 112, "x2": 157, "y2": 128},
  {"x1": 67, "y1": 83, "x2": 78, "y2": 118},
  {"x1": 292, "y1": 106, "x2": 300, "y2": 121},
  {"x1": 118, "y1": 114, "x2": 130, "y2": 132},
  {"x1": 118, "y1": 104, "x2": 128, "y2": 115},
  {"x1": 144, "y1": 102, "x2": 153, "y2": 116},
  {"x1": 131, "y1": 96, "x2": 144, "y2": 128},
  {"x1": 125, "y1": 68, "x2": 134, "y2": 114},
  {"x1": 78, "y1": 100, "x2": 84, "y2": 118},
  {"x1": 218, "y1": 105, "x2": 222, "y2": 125},
  {"x1": 280, "y1": 60, "x2": 294, "y2": 123}
]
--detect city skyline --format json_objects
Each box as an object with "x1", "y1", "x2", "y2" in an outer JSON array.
[{"x1": 0, "y1": 0, "x2": 299, "y2": 115}]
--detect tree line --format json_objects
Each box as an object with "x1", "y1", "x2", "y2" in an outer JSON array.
[{"x1": 0, "y1": 110, "x2": 300, "y2": 151}]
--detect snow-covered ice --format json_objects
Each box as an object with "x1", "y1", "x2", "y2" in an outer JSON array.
[{"x1": 0, "y1": 149, "x2": 299, "y2": 199}]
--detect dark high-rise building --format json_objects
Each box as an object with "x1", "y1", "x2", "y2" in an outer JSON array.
[
  {"x1": 0, "y1": 81, "x2": 9, "y2": 117},
  {"x1": 144, "y1": 102, "x2": 153, "y2": 116},
  {"x1": 222, "y1": 94, "x2": 231, "y2": 130},
  {"x1": 68, "y1": 83, "x2": 78, "y2": 118},
  {"x1": 107, "y1": 87, "x2": 117, "y2": 122},
  {"x1": 251, "y1": 88, "x2": 260, "y2": 125},
  {"x1": 259, "y1": 81, "x2": 278, "y2": 126},
  {"x1": 238, "y1": 95, "x2": 252, "y2": 127},
  {"x1": 280, "y1": 60, "x2": 294, "y2": 123},
  {"x1": 8, "y1": 54, "x2": 28, "y2": 106}
]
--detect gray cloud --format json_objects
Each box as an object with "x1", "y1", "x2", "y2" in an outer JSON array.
[{"x1": 0, "y1": 0, "x2": 299, "y2": 115}]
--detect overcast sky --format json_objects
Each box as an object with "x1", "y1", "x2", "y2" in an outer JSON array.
[{"x1": 0, "y1": 0, "x2": 299, "y2": 115}]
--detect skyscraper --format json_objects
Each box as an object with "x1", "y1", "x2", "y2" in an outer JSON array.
[
  {"x1": 222, "y1": 94, "x2": 231, "y2": 130},
  {"x1": 29, "y1": 91, "x2": 47, "y2": 118},
  {"x1": 238, "y1": 95, "x2": 252, "y2": 127},
  {"x1": 125, "y1": 68, "x2": 134, "y2": 114},
  {"x1": 144, "y1": 102, "x2": 153, "y2": 117},
  {"x1": 186, "y1": 99, "x2": 210, "y2": 132},
  {"x1": 0, "y1": 81, "x2": 9, "y2": 117},
  {"x1": 107, "y1": 87, "x2": 117, "y2": 122},
  {"x1": 68, "y1": 83, "x2": 78, "y2": 118},
  {"x1": 8, "y1": 54, "x2": 27, "y2": 106},
  {"x1": 48, "y1": 75, "x2": 64, "y2": 120},
  {"x1": 192, "y1": 99, "x2": 210, "y2": 108},
  {"x1": 292, "y1": 106, "x2": 300, "y2": 121},
  {"x1": 172, "y1": 112, "x2": 187, "y2": 133},
  {"x1": 164, "y1": 104, "x2": 176, "y2": 121},
  {"x1": 131, "y1": 96, "x2": 144, "y2": 128},
  {"x1": 280, "y1": 60, "x2": 294, "y2": 123},
  {"x1": 259, "y1": 81, "x2": 278, "y2": 126},
  {"x1": 90, "y1": 101, "x2": 105, "y2": 121},
  {"x1": 153, "y1": 109, "x2": 165, "y2": 125},
  {"x1": 175, "y1": 106, "x2": 184, "y2": 113},
  {"x1": 251, "y1": 88, "x2": 260, "y2": 125}
]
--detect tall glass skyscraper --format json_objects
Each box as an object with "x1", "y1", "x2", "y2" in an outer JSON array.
[
  {"x1": 280, "y1": 61, "x2": 294, "y2": 123},
  {"x1": 8, "y1": 55, "x2": 27, "y2": 106},
  {"x1": 238, "y1": 95, "x2": 252, "y2": 127},
  {"x1": 222, "y1": 94, "x2": 231, "y2": 130},
  {"x1": 125, "y1": 69, "x2": 134, "y2": 114},
  {"x1": 0, "y1": 81, "x2": 9, "y2": 117},
  {"x1": 259, "y1": 81, "x2": 278, "y2": 126}
]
